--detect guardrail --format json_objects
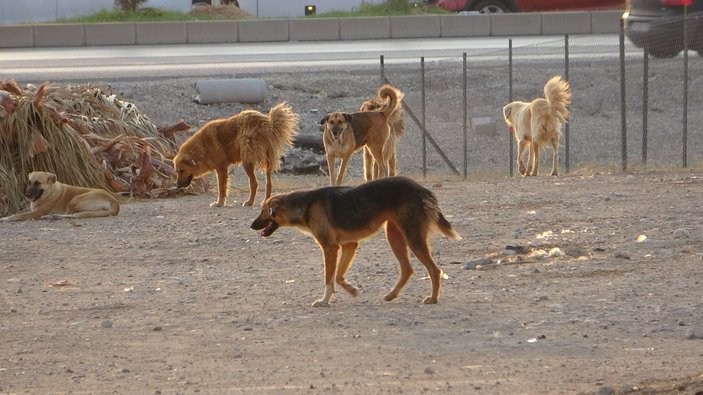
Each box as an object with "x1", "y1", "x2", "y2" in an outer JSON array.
[{"x1": 0, "y1": 11, "x2": 622, "y2": 48}]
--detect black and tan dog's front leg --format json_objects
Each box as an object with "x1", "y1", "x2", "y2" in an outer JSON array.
[
  {"x1": 336, "y1": 242, "x2": 360, "y2": 297},
  {"x1": 312, "y1": 244, "x2": 339, "y2": 307}
]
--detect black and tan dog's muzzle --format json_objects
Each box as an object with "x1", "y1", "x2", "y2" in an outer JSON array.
[{"x1": 251, "y1": 216, "x2": 279, "y2": 237}]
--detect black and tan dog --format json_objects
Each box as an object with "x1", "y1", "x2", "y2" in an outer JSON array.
[
  {"x1": 359, "y1": 84, "x2": 405, "y2": 181},
  {"x1": 0, "y1": 171, "x2": 119, "y2": 221},
  {"x1": 251, "y1": 176, "x2": 461, "y2": 307},
  {"x1": 320, "y1": 85, "x2": 401, "y2": 186}
]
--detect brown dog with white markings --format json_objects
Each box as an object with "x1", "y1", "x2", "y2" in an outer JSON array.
[{"x1": 320, "y1": 85, "x2": 401, "y2": 186}]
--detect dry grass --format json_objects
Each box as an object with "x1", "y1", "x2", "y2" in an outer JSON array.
[{"x1": 0, "y1": 80, "x2": 190, "y2": 216}]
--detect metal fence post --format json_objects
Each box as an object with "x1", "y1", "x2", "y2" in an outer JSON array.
[
  {"x1": 380, "y1": 55, "x2": 385, "y2": 86},
  {"x1": 421, "y1": 56, "x2": 426, "y2": 178},
  {"x1": 463, "y1": 52, "x2": 468, "y2": 179},
  {"x1": 619, "y1": 17, "x2": 627, "y2": 171},
  {"x1": 564, "y1": 34, "x2": 570, "y2": 174},
  {"x1": 508, "y1": 39, "x2": 514, "y2": 177},
  {"x1": 642, "y1": 49, "x2": 648, "y2": 166},
  {"x1": 683, "y1": 5, "x2": 689, "y2": 168}
]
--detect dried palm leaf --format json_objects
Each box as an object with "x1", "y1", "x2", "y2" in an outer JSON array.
[{"x1": 0, "y1": 79, "x2": 193, "y2": 216}]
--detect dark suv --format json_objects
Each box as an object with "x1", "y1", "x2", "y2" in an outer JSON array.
[
  {"x1": 623, "y1": 0, "x2": 703, "y2": 58},
  {"x1": 426, "y1": 0, "x2": 622, "y2": 13}
]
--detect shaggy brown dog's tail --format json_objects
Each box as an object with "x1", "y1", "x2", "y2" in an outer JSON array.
[
  {"x1": 378, "y1": 84, "x2": 404, "y2": 121},
  {"x1": 240, "y1": 102, "x2": 299, "y2": 172},
  {"x1": 544, "y1": 76, "x2": 571, "y2": 123}
]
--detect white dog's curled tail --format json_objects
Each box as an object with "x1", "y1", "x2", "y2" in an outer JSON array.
[{"x1": 544, "y1": 76, "x2": 571, "y2": 123}]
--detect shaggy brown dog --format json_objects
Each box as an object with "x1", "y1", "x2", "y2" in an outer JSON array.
[
  {"x1": 0, "y1": 171, "x2": 119, "y2": 221},
  {"x1": 359, "y1": 84, "x2": 406, "y2": 181},
  {"x1": 173, "y1": 103, "x2": 299, "y2": 207},
  {"x1": 503, "y1": 76, "x2": 571, "y2": 176},
  {"x1": 251, "y1": 177, "x2": 461, "y2": 307},
  {"x1": 320, "y1": 85, "x2": 401, "y2": 186}
]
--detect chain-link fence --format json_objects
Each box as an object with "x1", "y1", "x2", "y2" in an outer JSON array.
[{"x1": 376, "y1": 14, "x2": 703, "y2": 179}]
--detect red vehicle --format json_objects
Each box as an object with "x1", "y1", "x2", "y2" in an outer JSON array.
[{"x1": 426, "y1": 0, "x2": 624, "y2": 13}]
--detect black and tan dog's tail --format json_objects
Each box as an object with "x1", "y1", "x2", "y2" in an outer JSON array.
[
  {"x1": 423, "y1": 194, "x2": 462, "y2": 240},
  {"x1": 544, "y1": 76, "x2": 571, "y2": 123},
  {"x1": 378, "y1": 84, "x2": 404, "y2": 121}
]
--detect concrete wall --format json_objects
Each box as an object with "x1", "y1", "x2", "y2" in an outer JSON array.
[{"x1": 0, "y1": 11, "x2": 624, "y2": 48}]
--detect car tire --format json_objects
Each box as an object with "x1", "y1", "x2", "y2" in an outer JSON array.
[
  {"x1": 466, "y1": 0, "x2": 516, "y2": 14},
  {"x1": 648, "y1": 46, "x2": 682, "y2": 59}
]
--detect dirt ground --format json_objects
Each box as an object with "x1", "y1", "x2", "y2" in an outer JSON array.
[
  {"x1": 1, "y1": 171, "x2": 703, "y2": 394},
  {"x1": 2, "y1": 47, "x2": 703, "y2": 393}
]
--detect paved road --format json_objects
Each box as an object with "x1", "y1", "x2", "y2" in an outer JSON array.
[{"x1": 0, "y1": 34, "x2": 627, "y2": 81}]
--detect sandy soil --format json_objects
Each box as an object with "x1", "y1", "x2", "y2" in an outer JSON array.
[{"x1": 1, "y1": 172, "x2": 703, "y2": 394}]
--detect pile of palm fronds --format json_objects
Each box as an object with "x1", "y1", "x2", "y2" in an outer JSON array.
[{"x1": 0, "y1": 80, "x2": 194, "y2": 216}]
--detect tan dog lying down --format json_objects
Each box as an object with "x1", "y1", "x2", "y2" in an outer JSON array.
[{"x1": 0, "y1": 171, "x2": 119, "y2": 221}]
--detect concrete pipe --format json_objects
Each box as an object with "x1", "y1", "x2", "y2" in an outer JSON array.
[{"x1": 194, "y1": 79, "x2": 268, "y2": 104}]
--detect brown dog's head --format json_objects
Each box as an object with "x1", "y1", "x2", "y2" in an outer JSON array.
[
  {"x1": 320, "y1": 112, "x2": 352, "y2": 141},
  {"x1": 251, "y1": 195, "x2": 294, "y2": 237},
  {"x1": 173, "y1": 152, "x2": 204, "y2": 188},
  {"x1": 25, "y1": 171, "x2": 57, "y2": 202}
]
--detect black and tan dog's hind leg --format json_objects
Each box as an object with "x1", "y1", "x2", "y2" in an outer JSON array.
[
  {"x1": 336, "y1": 242, "x2": 361, "y2": 297},
  {"x1": 383, "y1": 221, "x2": 444, "y2": 304},
  {"x1": 382, "y1": 222, "x2": 416, "y2": 302}
]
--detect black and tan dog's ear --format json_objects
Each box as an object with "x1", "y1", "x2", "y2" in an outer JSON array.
[
  {"x1": 343, "y1": 113, "x2": 353, "y2": 124},
  {"x1": 268, "y1": 200, "x2": 284, "y2": 217},
  {"x1": 47, "y1": 173, "x2": 57, "y2": 184},
  {"x1": 319, "y1": 114, "x2": 330, "y2": 125}
]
